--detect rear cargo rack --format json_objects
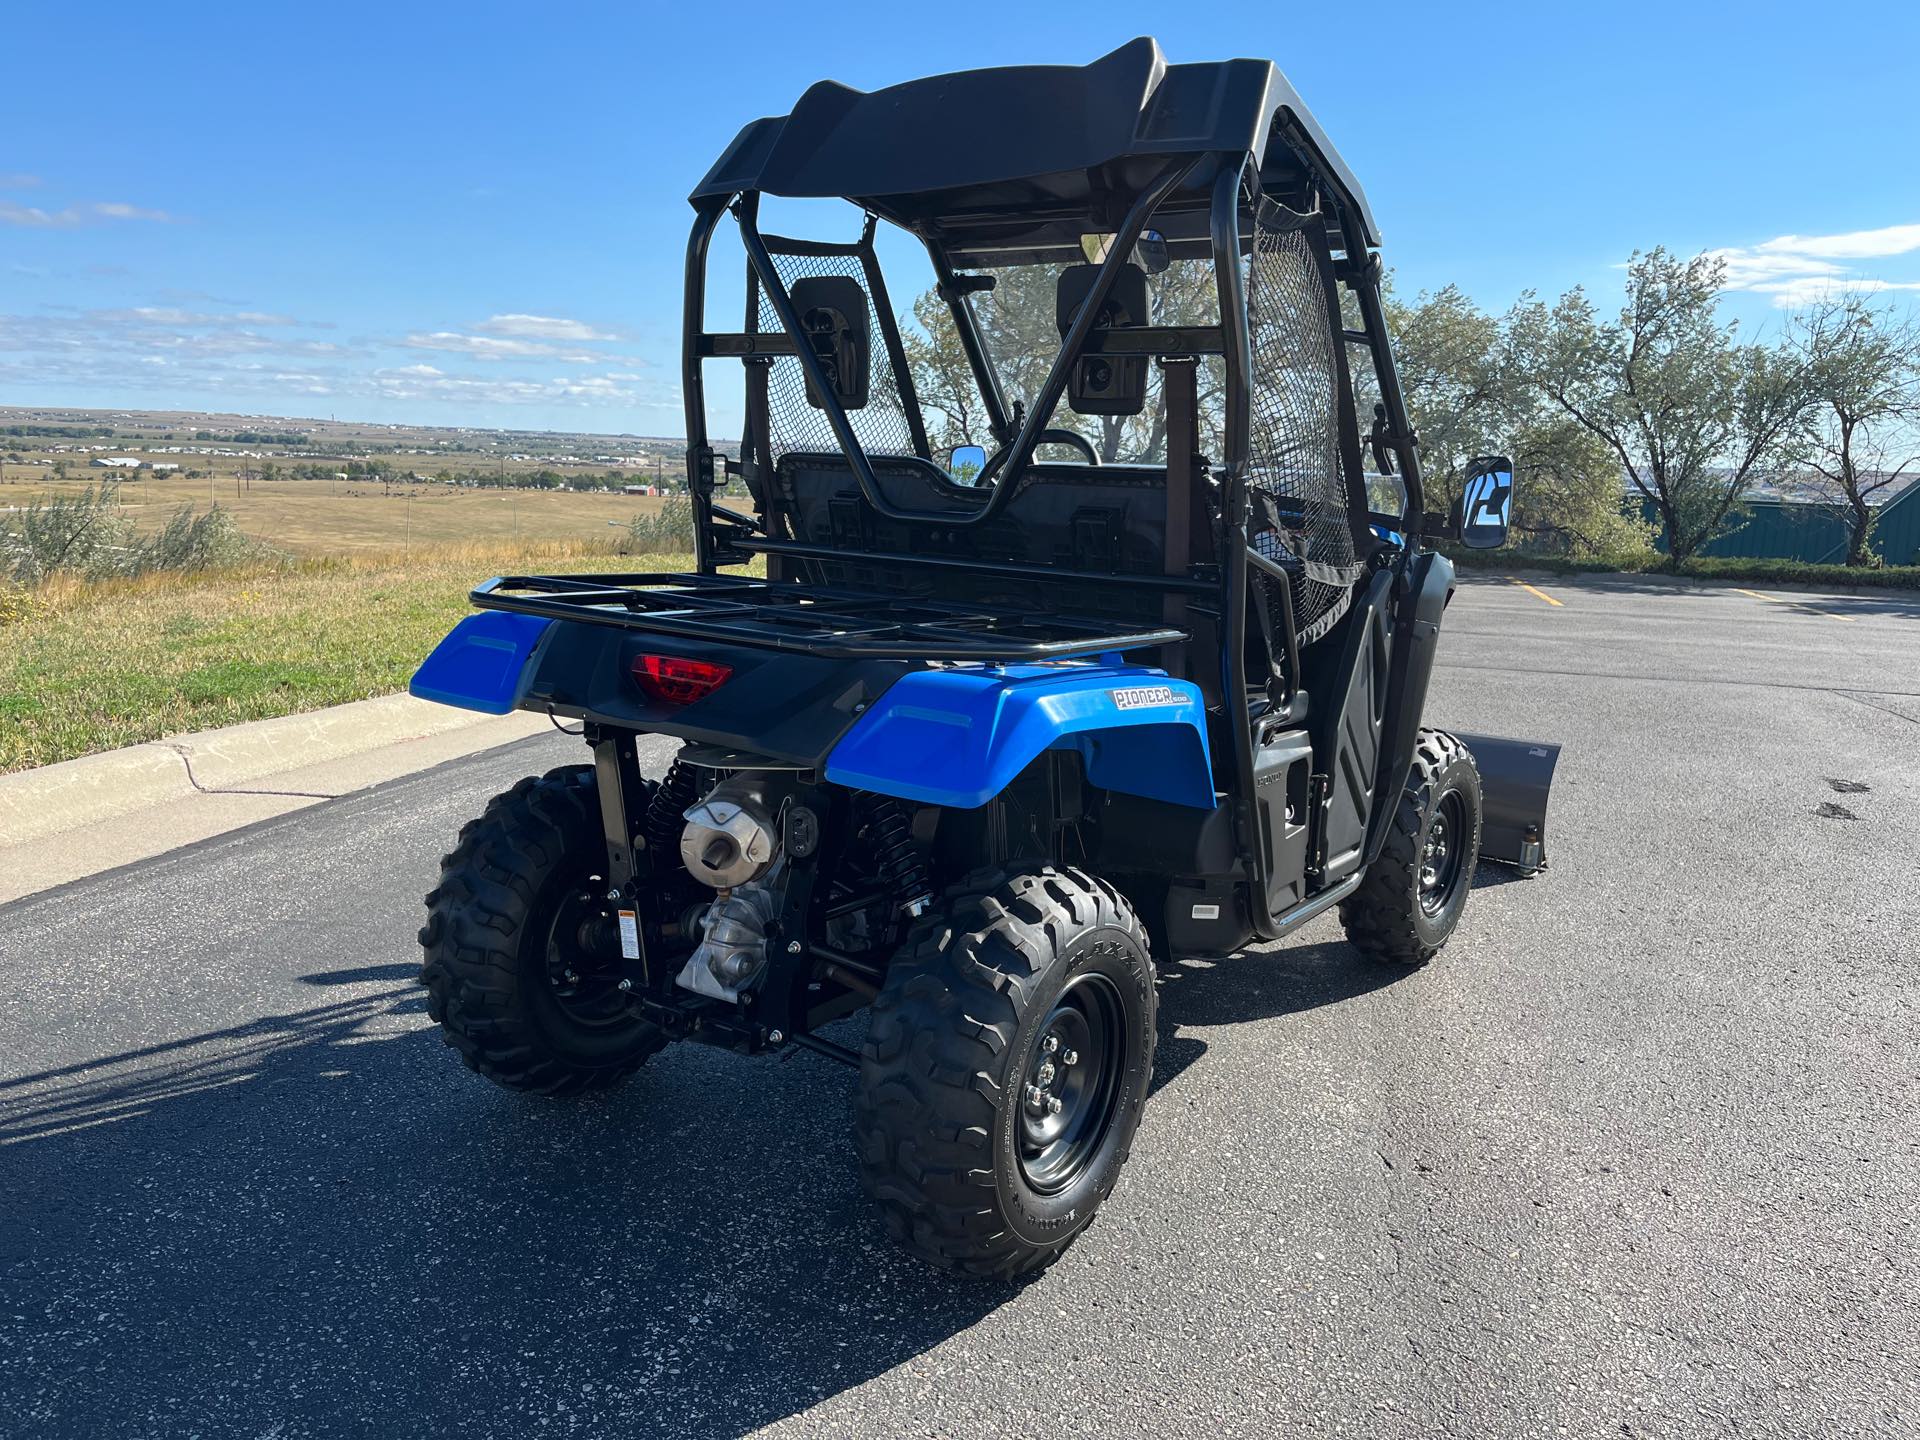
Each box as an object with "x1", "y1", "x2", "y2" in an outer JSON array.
[{"x1": 472, "y1": 572, "x2": 1189, "y2": 661}]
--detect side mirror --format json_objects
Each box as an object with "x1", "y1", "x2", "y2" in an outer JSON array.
[
  {"x1": 789, "y1": 275, "x2": 870, "y2": 412},
  {"x1": 1456, "y1": 456, "x2": 1515, "y2": 549},
  {"x1": 948, "y1": 444, "x2": 988, "y2": 485}
]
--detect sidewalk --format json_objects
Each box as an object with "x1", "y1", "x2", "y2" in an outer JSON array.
[{"x1": 0, "y1": 694, "x2": 548, "y2": 904}]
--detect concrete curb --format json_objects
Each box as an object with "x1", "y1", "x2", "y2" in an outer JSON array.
[{"x1": 0, "y1": 694, "x2": 547, "y2": 848}]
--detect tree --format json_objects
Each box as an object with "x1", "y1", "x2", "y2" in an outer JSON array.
[
  {"x1": 1361, "y1": 281, "x2": 1651, "y2": 556},
  {"x1": 1780, "y1": 293, "x2": 1920, "y2": 565},
  {"x1": 1507, "y1": 249, "x2": 1814, "y2": 566},
  {"x1": 901, "y1": 288, "x2": 992, "y2": 457},
  {"x1": 903, "y1": 258, "x2": 1224, "y2": 466},
  {"x1": 1376, "y1": 284, "x2": 1506, "y2": 516}
]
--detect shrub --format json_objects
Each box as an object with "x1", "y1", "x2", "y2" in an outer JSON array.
[
  {"x1": 618, "y1": 495, "x2": 696, "y2": 555},
  {"x1": 0, "y1": 481, "x2": 268, "y2": 585}
]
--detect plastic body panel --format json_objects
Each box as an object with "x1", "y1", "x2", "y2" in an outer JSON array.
[
  {"x1": 1310, "y1": 568, "x2": 1394, "y2": 884},
  {"x1": 409, "y1": 612, "x2": 554, "y2": 716},
  {"x1": 522, "y1": 622, "x2": 909, "y2": 767},
  {"x1": 825, "y1": 662, "x2": 1215, "y2": 810},
  {"x1": 1363, "y1": 550, "x2": 1455, "y2": 867},
  {"x1": 1253, "y1": 724, "x2": 1314, "y2": 912}
]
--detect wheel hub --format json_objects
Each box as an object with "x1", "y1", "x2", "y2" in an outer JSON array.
[
  {"x1": 1016, "y1": 972, "x2": 1126, "y2": 1195},
  {"x1": 1419, "y1": 791, "x2": 1468, "y2": 917},
  {"x1": 542, "y1": 885, "x2": 634, "y2": 1024}
]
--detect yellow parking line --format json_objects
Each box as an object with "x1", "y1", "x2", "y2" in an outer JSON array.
[
  {"x1": 1507, "y1": 578, "x2": 1563, "y2": 607},
  {"x1": 1735, "y1": 587, "x2": 1855, "y2": 622}
]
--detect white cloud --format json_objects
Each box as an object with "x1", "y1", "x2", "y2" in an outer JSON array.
[
  {"x1": 476, "y1": 313, "x2": 619, "y2": 342},
  {"x1": 0, "y1": 199, "x2": 174, "y2": 228},
  {"x1": 0, "y1": 173, "x2": 41, "y2": 190},
  {"x1": 97, "y1": 306, "x2": 298, "y2": 328},
  {"x1": 1713, "y1": 220, "x2": 1920, "y2": 308},
  {"x1": 401, "y1": 330, "x2": 602, "y2": 363},
  {"x1": 1753, "y1": 223, "x2": 1920, "y2": 261},
  {"x1": 1744, "y1": 275, "x2": 1920, "y2": 309}
]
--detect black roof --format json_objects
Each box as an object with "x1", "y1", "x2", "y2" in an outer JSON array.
[{"x1": 690, "y1": 38, "x2": 1380, "y2": 258}]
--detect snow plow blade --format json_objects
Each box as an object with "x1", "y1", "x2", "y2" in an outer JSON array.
[{"x1": 1452, "y1": 732, "x2": 1561, "y2": 876}]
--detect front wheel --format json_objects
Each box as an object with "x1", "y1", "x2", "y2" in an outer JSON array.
[
  {"x1": 420, "y1": 765, "x2": 667, "y2": 1095},
  {"x1": 855, "y1": 866, "x2": 1156, "y2": 1278},
  {"x1": 1340, "y1": 729, "x2": 1483, "y2": 965}
]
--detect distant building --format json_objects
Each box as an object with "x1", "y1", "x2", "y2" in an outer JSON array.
[
  {"x1": 91, "y1": 456, "x2": 142, "y2": 469},
  {"x1": 150, "y1": 462, "x2": 181, "y2": 473}
]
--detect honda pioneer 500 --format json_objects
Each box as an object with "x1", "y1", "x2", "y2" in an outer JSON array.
[{"x1": 410, "y1": 39, "x2": 1558, "y2": 1277}]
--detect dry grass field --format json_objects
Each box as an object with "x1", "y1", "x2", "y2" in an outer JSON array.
[
  {"x1": 0, "y1": 471, "x2": 668, "y2": 556},
  {"x1": 0, "y1": 539, "x2": 728, "y2": 772}
]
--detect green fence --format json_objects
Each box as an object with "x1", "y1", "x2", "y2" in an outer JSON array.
[{"x1": 1642, "y1": 483, "x2": 1920, "y2": 564}]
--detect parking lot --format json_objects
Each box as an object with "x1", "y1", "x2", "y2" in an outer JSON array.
[{"x1": 3, "y1": 573, "x2": 1916, "y2": 1438}]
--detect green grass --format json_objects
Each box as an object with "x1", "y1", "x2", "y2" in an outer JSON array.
[{"x1": 0, "y1": 540, "x2": 701, "y2": 773}]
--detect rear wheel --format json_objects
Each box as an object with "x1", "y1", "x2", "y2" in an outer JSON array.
[
  {"x1": 855, "y1": 866, "x2": 1156, "y2": 1278},
  {"x1": 420, "y1": 765, "x2": 667, "y2": 1095},
  {"x1": 1340, "y1": 728, "x2": 1482, "y2": 965}
]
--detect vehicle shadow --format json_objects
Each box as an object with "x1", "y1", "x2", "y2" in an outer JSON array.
[
  {"x1": 0, "y1": 967, "x2": 1015, "y2": 1438},
  {"x1": 1151, "y1": 936, "x2": 1414, "y2": 1096},
  {"x1": 2, "y1": 935, "x2": 1412, "y2": 1438}
]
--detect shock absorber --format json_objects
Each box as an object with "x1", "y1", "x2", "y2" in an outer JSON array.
[
  {"x1": 870, "y1": 798, "x2": 932, "y2": 917},
  {"x1": 642, "y1": 752, "x2": 701, "y2": 863}
]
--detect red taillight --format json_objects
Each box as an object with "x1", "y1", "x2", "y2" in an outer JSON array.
[{"x1": 631, "y1": 653, "x2": 733, "y2": 705}]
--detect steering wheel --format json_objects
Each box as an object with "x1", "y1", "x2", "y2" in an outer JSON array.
[{"x1": 981, "y1": 429, "x2": 1101, "y2": 477}]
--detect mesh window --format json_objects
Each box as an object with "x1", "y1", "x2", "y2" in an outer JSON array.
[
  {"x1": 1245, "y1": 198, "x2": 1366, "y2": 647},
  {"x1": 752, "y1": 245, "x2": 920, "y2": 461}
]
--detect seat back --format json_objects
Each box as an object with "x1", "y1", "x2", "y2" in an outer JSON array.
[{"x1": 771, "y1": 452, "x2": 1178, "y2": 624}]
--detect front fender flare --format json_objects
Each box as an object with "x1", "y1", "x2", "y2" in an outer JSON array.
[{"x1": 824, "y1": 664, "x2": 1216, "y2": 810}]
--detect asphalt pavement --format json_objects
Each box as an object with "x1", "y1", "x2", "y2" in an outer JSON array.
[{"x1": 2, "y1": 573, "x2": 1916, "y2": 1438}]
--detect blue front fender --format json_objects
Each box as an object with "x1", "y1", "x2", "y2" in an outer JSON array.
[{"x1": 825, "y1": 663, "x2": 1216, "y2": 810}]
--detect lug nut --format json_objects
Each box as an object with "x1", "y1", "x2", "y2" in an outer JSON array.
[
  {"x1": 1047, "y1": 1095, "x2": 1063, "y2": 1115},
  {"x1": 1061, "y1": 1048, "x2": 1079, "y2": 1066},
  {"x1": 1041, "y1": 1035, "x2": 1059, "y2": 1055},
  {"x1": 1024, "y1": 1083, "x2": 1047, "y2": 1109},
  {"x1": 1036, "y1": 1061, "x2": 1056, "y2": 1086}
]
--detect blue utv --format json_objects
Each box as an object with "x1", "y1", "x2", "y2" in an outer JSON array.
[{"x1": 410, "y1": 39, "x2": 1559, "y2": 1278}]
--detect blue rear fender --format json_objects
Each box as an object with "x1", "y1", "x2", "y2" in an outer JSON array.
[
  {"x1": 409, "y1": 609, "x2": 554, "y2": 716},
  {"x1": 824, "y1": 662, "x2": 1217, "y2": 810}
]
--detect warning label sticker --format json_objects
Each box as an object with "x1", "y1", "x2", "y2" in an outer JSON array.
[{"x1": 617, "y1": 909, "x2": 641, "y2": 960}]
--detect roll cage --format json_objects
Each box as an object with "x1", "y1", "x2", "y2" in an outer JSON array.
[{"x1": 473, "y1": 37, "x2": 1437, "y2": 944}]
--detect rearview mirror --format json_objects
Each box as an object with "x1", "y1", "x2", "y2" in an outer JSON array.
[
  {"x1": 1079, "y1": 228, "x2": 1170, "y2": 276},
  {"x1": 789, "y1": 275, "x2": 870, "y2": 412},
  {"x1": 1457, "y1": 456, "x2": 1514, "y2": 549},
  {"x1": 948, "y1": 444, "x2": 987, "y2": 485}
]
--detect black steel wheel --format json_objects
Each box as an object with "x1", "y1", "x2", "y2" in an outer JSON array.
[
  {"x1": 1017, "y1": 973, "x2": 1126, "y2": 1195},
  {"x1": 1340, "y1": 729, "x2": 1483, "y2": 966},
  {"x1": 856, "y1": 866, "x2": 1156, "y2": 1278},
  {"x1": 420, "y1": 765, "x2": 667, "y2": 1095},
  {"x1": 1419, "y1": 788, "x2": 1470, "y2": 917}
]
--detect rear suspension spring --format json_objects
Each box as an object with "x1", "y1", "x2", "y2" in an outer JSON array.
[
  {"x1": 870, "y1": 798, "x2": 932, "y2": 916},
  {"x1": 642, "y1": 752, "x2": 701, "y2": 861}
]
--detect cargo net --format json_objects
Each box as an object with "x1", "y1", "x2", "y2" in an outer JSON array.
[
  {"x1": 1245, "y1": 198, "x2": 1365, "y2": 648},
  {"x1": 753, "y1": 246, "x2": 919, "y2": 461}
]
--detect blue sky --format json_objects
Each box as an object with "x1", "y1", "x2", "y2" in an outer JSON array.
[{"x1": 4, "y1": 0, "x2": 1917, "y2": 437}]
